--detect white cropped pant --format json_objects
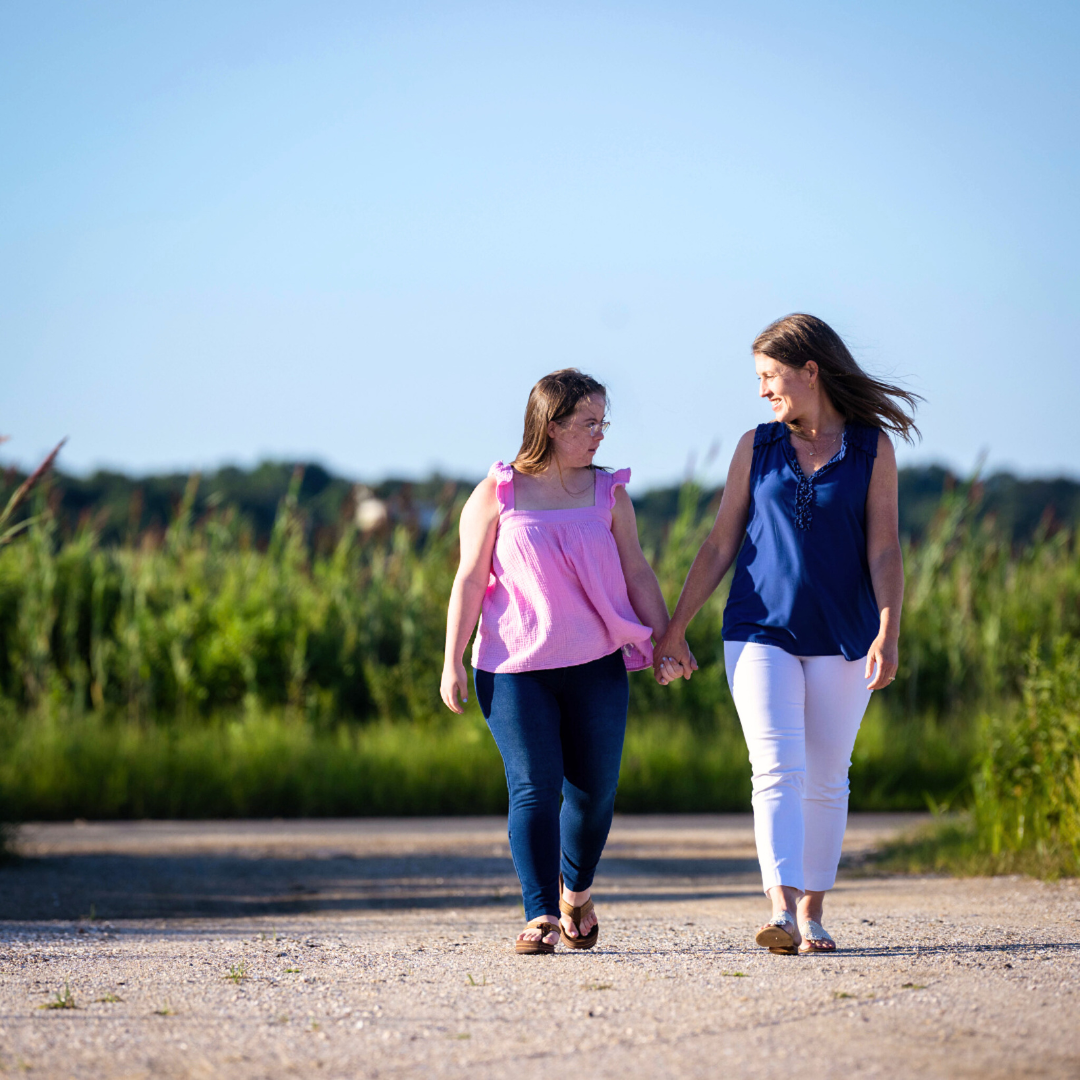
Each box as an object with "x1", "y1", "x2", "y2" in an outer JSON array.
[{"x1": 724, "y1": 641, "x2": 872, "y2": 894}]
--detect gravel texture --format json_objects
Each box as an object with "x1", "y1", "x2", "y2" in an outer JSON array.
[{"x1": 1, "y1": 814, "x2": 1078, "y2": 1079}]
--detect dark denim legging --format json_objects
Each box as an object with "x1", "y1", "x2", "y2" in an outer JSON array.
[{"x1": 475, "y1": 650, "x2": 629, "y2": 922}]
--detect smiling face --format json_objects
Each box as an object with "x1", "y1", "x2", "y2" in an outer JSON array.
[
  {"x1": 755, "y1": 352, "x2": 817, "y2": 425},
  {"x1": 547, "y1": 395, "x2": 607, "y2": 469}
]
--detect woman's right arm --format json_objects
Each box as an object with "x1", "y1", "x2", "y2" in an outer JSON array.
[
  {"x1": 653, "y1": 429, "x2": 755, "y2": 680},
  {"x1": 440, "y1": 477, "x2": 500, "y2": 713}
]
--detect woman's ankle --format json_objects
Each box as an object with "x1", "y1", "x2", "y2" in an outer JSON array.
[
  {"x1": 798, "y1": 890, "x2": 827, "y2": 923},
  {"x1": 767, "y1": 884, "x2": 802, "y2": 917}
]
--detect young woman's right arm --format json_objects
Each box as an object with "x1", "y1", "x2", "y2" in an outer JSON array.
[
  {"x1": 441, "y1": 476, "x2": 500, "y2": 713},
  {"x1": 652, "y1": 428, "x2": 755, "y2": 681}
]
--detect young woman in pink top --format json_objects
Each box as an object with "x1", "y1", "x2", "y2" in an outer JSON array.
[{"x1": 441, "y1": 369, "x2": 681, "y2": 954}]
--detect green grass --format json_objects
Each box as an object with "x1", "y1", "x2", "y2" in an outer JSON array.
[
  {"x1": 872, "y1": 815, "x2": 1080, "y2": 880},
  {"x1": 40, "y1": 983, "x2": 77, "y2": 1010},
  {"x1": 872, "y1": 637, "x2": 1080, "y2": 879},
  {"x1": 0, "y1": 472, "x2": 1075, "y2": 850},
  {"x1": 0, "y1": 696, "x2": 981, "y2": 819},
  {"x1": 0, "y1": 706, "x2": 507, "y2": 819}
]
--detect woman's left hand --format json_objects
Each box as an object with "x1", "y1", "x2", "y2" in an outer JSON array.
[{"x1": 865, "y1": 634, "x2": 899, "y2": 690}]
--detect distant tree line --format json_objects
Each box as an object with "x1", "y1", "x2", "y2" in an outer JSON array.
[
  {"x1": 616, "y1": 465, "x2": 1080, "y2": 550},
  {"x1": 1, "y1": 458, "x2": 1077, "y2": 550}
]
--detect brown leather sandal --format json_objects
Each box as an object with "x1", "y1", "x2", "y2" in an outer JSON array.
[
  {"x1": 558, "y1": 874, "x2": 599, "y2": 950},
  {"x1": 754, "y1": 911, "x2": 799, "y2": 955},
  {"x1": 515, "y1": 917, "x2": 561, "y2": 955}
]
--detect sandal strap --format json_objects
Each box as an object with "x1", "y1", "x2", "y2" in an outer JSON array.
[
  {"x1": 799, "y1": 918, "x2": 834, "y2": 944},
  {"x1": 524, "y1": 918, "x2": 560, "y2": 935},
  {"x1": 766, "y1": 911, "x2": 796, "y2": 930},
  {"x1": 559, "y1": 895, "x2": 594, "y2": 921}
]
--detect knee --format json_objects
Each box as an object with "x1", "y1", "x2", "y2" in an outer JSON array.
[
  {"x1": 562, "y1": 776, "x2": 619, "y2": 813},
  {"x1": 505, "y1": 770, "x2": 563, "y2": 807},
  {"x1": 750, "y1": 766, "x2": 805, "y2": 799},
  {"x1": 804, "y1": 772, "x2": 850, "y2": 805}
]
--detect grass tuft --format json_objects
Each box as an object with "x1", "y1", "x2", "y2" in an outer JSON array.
[
  {"x1": 226, "y1": 961, "x2": 248, "y2": 985},
  {"x1": 40, "y1": 983, "x2": 77, "y2": 1010}
]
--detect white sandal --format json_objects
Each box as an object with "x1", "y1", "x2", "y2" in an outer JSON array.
[
  {"x1": 798, "y1": 919, "x2": 836, "y2": 954},
  {"x1": 754, "y1": 910, "x2": 799, "y2": 955}
]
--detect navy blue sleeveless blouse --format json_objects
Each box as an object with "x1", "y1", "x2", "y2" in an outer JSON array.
[{"x1": 722, "y1": 421, "x2": 881, "y2": 660}]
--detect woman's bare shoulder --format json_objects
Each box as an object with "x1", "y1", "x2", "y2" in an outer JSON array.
[
  {"x1": 727, "y1": 429, "x2": 757, "y2": 470},
  {"x1": 875, "y1": 429, "x2": 897, "y2": 462},
  {"x1": 735, "y1": 428, "x2": 758, "y2": 452},
  {"x1": 461, "y1": 475, "x2": 500, "y2": 522}
]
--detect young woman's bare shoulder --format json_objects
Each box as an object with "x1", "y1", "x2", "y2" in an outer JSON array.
[
  {"x1": 460, "y1": 475, "x2": 500, "y2": 523},
  {"x1": 471, "y1": 475, "x2": 499, "y2": 500}
]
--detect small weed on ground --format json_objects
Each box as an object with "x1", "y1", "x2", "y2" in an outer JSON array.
[
  {"x1": 226, "y1": 961, "x2": 247, "y2": 984},
  {"x1": 40, "y1": 983, "x2": 76, "y2": 1010}
]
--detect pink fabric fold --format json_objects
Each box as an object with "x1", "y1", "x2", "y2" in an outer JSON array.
[{"x1": 472, "y1": 462, "x2": 654, "y2": 673}]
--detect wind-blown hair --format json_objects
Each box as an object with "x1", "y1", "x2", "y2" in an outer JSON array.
[
  {"x1": 753, "y1": 314, "x2": 922, "y2": 443},
  {"x1": 512, "y1": 369, "x2": 607, "y2": 475}
]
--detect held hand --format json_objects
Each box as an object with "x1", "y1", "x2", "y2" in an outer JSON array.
[
  {"x1": 865, "y1": 634, "x2": 899, "y2": 690},
  {"x1": 655, "y1": 657, "x2": 684, "y2": 685},
  {"x1": 653, "y1": 630, "x2": 699, "y2": 684},
  {"x1": 440, "y1": 660, "x2": 470, "y2": 713}
]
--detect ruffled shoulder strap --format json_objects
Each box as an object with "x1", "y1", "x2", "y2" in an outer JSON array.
[
  {"x1": 846, "y1": 425, "x2": 881, "y2": 458},
  {"x1": 487, "y1": 461, "x2": 515, "y2": 511},
  {"x1": 754, "y1": 421, "x2": 786, "y2": 447},
  {"x1": 595, "y1": 467, "x2": 631, "y2": 509}
]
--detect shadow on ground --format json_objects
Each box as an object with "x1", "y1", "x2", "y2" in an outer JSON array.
[{"x1": 0, "y1": 851, "x2": 761, "y2": 920}]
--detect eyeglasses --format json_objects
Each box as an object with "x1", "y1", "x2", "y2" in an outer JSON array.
[{"x1": 559, "y1": 419, "x2": 610, "y2": 437}]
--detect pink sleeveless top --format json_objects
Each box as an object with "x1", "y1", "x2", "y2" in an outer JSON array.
[{"x1": 472, "y1": 462, "x2": 654, "y2": 674}]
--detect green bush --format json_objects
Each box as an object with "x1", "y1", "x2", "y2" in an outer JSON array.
[
  {"x1": 875, "y1": 636, "x2": 1080, "y2": 879},
  {"x1": 971, "y1": 637, "x2": 1080, "y2": 873}
]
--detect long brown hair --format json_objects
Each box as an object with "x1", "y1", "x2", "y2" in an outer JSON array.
[
  {"x1": 512, "y1": 369, "x2": 607, "y2": 475},
  {"x1": 753, "y1": 313, "x2": 922, "y2": 443}
]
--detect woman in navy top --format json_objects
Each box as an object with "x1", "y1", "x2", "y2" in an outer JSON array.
[{"x1": 654, "y1": 314, "x2": 919, "y2": 955}]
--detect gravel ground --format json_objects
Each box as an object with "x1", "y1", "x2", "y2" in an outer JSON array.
[{"x1": 1, "y1": 814, "x2": 1078, "y2": 1079}]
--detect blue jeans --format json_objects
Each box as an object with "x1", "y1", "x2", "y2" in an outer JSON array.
[{"x1": 475, "y1": 650, "x2": 629, "y2": 922}]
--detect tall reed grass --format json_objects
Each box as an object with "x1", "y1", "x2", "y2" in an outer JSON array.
[{"x1": 0, "y1": 471, "x2": 1076, "y2": 824}]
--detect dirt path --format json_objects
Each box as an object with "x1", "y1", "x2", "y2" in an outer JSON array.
[{"x1": 1, "y1": 814, "x2": 1078, "y2": 1079}]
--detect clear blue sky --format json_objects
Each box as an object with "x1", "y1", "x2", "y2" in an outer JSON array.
[{"x1": 4, "y1": 1, "x2": 1078, "y2": 489}]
